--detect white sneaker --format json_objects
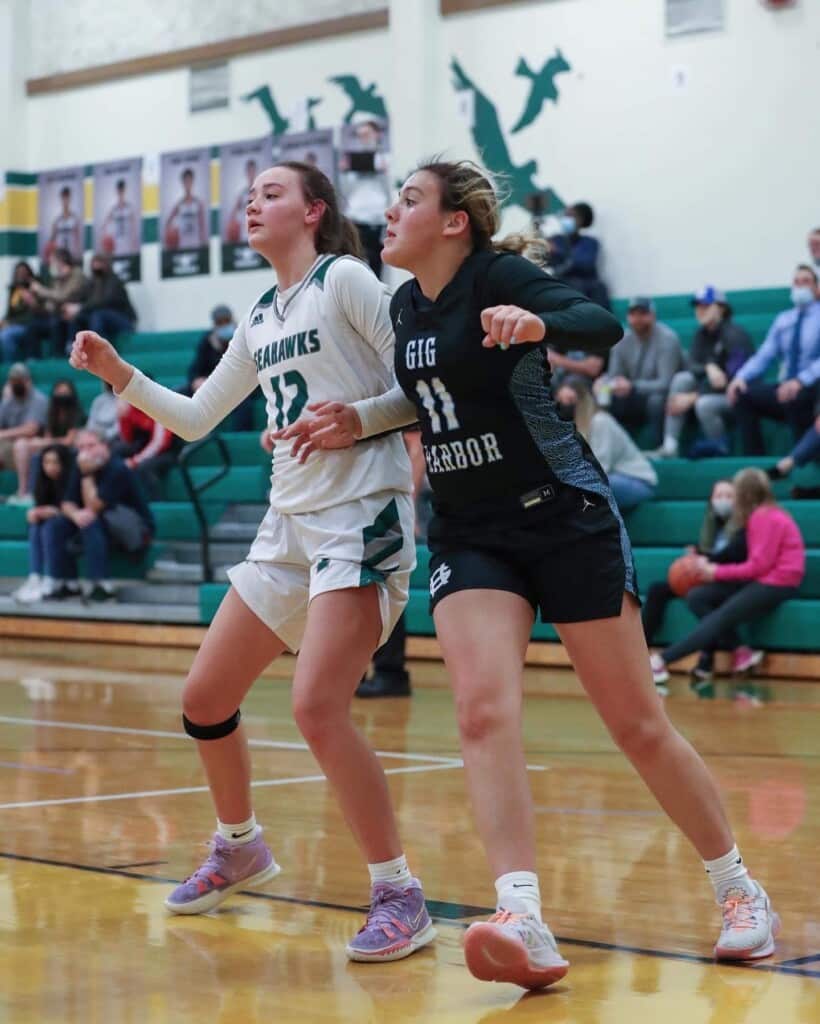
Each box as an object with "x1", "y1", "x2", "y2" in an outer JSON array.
[
  {"x1": 12, "y1": 574, "x2": 43, "y2": 604},
  {"x1": 463, "y1": 911, "x2": 569, "y2": 990},
  {"x1": 650, "y1": 653, "x2": 669, "y2": 687},
  {"x1": 714, "y1": 881, "x2": 780, "y2": 960}
]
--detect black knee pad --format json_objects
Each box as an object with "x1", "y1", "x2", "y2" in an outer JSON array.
[{"x1": 182, "y1": 709, "x2": 241, "y2": 740}]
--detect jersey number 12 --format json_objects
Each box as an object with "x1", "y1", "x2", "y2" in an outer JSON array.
[{"x1": 270, "y1": 370, "x2": 308, "y2": 430}]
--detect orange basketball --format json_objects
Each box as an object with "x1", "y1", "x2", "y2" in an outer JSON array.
[
  {"x1": 164, "y1": 224, "x2": 180, "y2": 249},
  {"x1": 226, "y1": 218, "x2": 241, "y2": 244},
  {"x1": 667, "y1": 555, "x2": 705, "y2": 597}
]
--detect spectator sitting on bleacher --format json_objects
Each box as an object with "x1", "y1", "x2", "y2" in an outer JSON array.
[
  {"x1": 114, "y1": 399, "x2": 176, "y2": 501},
  {"x1": 650, "y1": 468, "x2": 805, "y2": 688},
  {"x1": 10, "y1": 379, "x2": 84, "y2": 505},
  {"x1": 49, "y1": 427, "x2": 154, "y2": 601},
  {"x1": 727, "y1": 265, "x2": 820, "y2": 455},
  {"x1": 85, "y1": 380, "x2": 120, "y2": 444},
  {"x1": 12, "y1": 443, "x2": 74, "y2": 604},
  {"x1": 657, "y1": 286, "x2": 755, "y2": 458},
  {"x1": 548, "y1": 346, "x2": 605, "y2": 390},
  {"x1": 67, "y1": 253, "x2": 136, "y2": 351},
  {"x1": 643, "y1": 479, "x2": 747, "y2": 692},
  {"x1": 29, "y1": 249, "x2": 90, "y2": 358},
  {"x1": 546, "y1": 201, "x2": 610, "y2": 309},
  {"x1": 187, "y1": 305, "x2": 254, "y2": 431},
  {"x1": 0, "y1": 262, "x2": 48, "y2": 362},
  {"x1": 555, "y1": 374, "x2": 658, "y2": 511},
  {"x1": 0, "y1": 364, "x2": 48, "y2": 503},
  {"x1": 594, "y1": 297, "x2": 683, "y2": 449}
]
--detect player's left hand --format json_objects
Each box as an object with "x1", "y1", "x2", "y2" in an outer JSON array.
[
  {"x1": 273, "y1": 401, "x2": 362, "y2": 464},
  {"x1": 480, "y1": 305, "x2": 546, "y2": 350}
]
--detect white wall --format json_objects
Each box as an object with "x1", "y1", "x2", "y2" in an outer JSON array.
[
  {"x1": 433, "y1": 0, "x2": 819, "y2": 296},
  {"x1": 29, "y1": 0, "x2": 384, "y2": 78},
  {"x1": 5, "y1": 0, "x2": 818, "y2": 329}
]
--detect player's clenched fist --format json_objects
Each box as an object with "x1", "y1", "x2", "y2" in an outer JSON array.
[
  {"x1": 69, "y1": 331, "x2": 134, "y2": 392},
  {"x1": 480, "y1": 305, "x2": 547, "y2": 350}
]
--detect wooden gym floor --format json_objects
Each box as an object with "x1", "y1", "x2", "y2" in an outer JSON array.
[{"x1": 0, "y1": 639, "x2": 818, "y2": 1023}]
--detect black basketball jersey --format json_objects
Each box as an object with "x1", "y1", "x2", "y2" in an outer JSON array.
[{"x1": 390, "y1": 250, "x2": 624, "y2": 515}]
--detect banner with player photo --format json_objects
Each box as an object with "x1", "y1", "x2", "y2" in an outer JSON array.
[
  {"x1": 37, "y1": 165, "x2": 85, "y2": 265},
  {"x1": 219, "y1": 135, "x2": 272, "y2": 273},
  {"x1": 272, "y1": 129, "x2": 336, "y2": 188},
  {"x1": 93, "y1": 157, "x2": 142, "y2": 282},
  {"x1": 159, "y1": 147, "x2": 211, "y2": 278}
]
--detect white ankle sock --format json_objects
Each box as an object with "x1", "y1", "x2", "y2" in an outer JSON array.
[
  {"x1": 368, "y1": 854, "x2": 412, "y2": 888},
  {"x1": 704, "y1": 844, "x2": 754, "y2": 900},
  {"x1": 495, "y1": 870, "x2": 542, "y2": 922},
  {"x1": 217, "y1": 814, "x2": 258, "y2": 846}
]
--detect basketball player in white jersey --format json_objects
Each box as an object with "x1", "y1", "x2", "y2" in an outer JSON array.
[
  {"x1": 50, "y1": 186, "x2": 81, "y2": 260},
  {"x1": 101, "y1": 178, "x2": 139, "y2": 255},
  {"x1": 69, "y1": 162, "x2": 436, "y2": 963},
  {"x1": 166, "y1": 167, "x2": 207, "y2": 249}
]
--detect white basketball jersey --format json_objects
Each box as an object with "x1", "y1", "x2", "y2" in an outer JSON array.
[
  {"x1": 54, "y1": 213, "x2": 79, "y2": 253},
  {"x1": 177, "y1": 196, "x2": 204, "y2": 248},
  {"x1": 110, "y1": 201, "x2": 135, "y2": 254},
  {"x1": 239, "y1": 254, "x2": 411, "y2": 516}
]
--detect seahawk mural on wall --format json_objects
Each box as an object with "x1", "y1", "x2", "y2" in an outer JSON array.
[
  {"x1": 240, "y1": 57, "x2": 571, "y2": 214},
  {"x1": 451, "y1": 49, "x2": 571, "y2": 212}
]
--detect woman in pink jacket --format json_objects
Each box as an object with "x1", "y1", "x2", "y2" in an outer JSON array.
[{"x1": 651, "y1": 468, "x2": 805, "y2": 682}]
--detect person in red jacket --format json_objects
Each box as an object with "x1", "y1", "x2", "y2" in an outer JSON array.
[
  {"x1": 651, "y1": 468, "x2": 805, "y2": 683},
  {"x1": 115, "y1": 399, "x2": 176, "y2": 499}
]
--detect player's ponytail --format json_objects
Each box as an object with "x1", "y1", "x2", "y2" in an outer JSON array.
[{"x1": 276, "y1": 161, "x2": 363, "y2": 259}]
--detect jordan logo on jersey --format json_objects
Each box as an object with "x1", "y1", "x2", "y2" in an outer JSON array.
[{"x1": 430, "y1": 562, "x2": 452, "y2": 597}]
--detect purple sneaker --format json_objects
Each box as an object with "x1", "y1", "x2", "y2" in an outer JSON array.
[
  {"x1": 346, "y1": 878, "x2": 437, "y2": 962},
  {"x1": 165, "y1": 832, "x2": 280, "y2": 915}
]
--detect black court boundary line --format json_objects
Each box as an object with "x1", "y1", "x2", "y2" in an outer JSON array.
[{"x1": 2, "y1": 850, "x2": 819, "y2": 979}]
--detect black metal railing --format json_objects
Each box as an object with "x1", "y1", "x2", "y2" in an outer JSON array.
[{"x1": 177, "y1": 434, "x2": 231, "y2": 583}]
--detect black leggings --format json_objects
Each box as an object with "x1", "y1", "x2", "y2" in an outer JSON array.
[{"x1": 662, "y1": 581, "x2": 798, "y2": 665}]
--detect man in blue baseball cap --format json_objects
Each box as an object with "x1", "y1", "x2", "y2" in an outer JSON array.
[{"x1": 657, "y1": 285, "x2": 754, "y2": 457}]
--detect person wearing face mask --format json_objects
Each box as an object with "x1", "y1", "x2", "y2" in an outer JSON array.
[
  {"x1": 727, "y1": 266, "x2": 820, "y2": 455},
  {"x1": 66, "y1": 253, "x2": 137, "y2": 351},
  {"x1": 651, "y1": 469, "x2": 805, "y2": 689},
  {"x1": 29, "y1": 249, "x2": 91, "y2": 357},
  {"x1": 554, "y1": 375, "x2": 657, "y2": 511},
  {"x1": 187, "y1": 305, "x2": 256, "y2": 431},
  {"x1": 0, "y1": 364, "x2": 48, "y2": 498},
  {"x1": 546, "y1": 201, "x2": 611, "y2": 310},
  {"x1": 9, "y1": 379, "x2": 84, "y2": 504},
  {"x1": 656, "y1": 287, "x2": 754, "y2": 458},
  {"x1": 641, "y1": 480, "x2": 747, "y2": 693}
]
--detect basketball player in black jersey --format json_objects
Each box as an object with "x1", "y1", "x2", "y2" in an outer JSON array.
[{"x1": 277, "y1": 160, "x2": 779, "y2": 989}]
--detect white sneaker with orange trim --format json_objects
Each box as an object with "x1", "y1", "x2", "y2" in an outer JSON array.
[
  {"x1": 463, "y1": 911, "x2": 569, "y2": 989},
  {"x1": 714, "y1": 881, "x2": 780, "y2": 960}
]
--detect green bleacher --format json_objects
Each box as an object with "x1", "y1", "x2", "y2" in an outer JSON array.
[{"x1": 2, "y1": 286, "x2": 819, "y2": 656}]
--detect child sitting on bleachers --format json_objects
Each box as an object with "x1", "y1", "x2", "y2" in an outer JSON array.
[
  {"x1": 651, "y1": 468, "x2": 805, "y2": 689},
  {"x1": 642, "y1": 479, "x2": 747, "y2": 691}
]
